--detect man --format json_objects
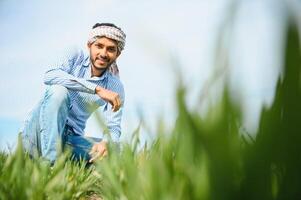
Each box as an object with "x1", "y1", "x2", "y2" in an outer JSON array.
[{"x1": 19, "y1": 23, "x2": 126, "y2": 164}]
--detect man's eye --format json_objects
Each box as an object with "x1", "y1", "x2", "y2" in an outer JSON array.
[
  {"x1": 96, "y1": 44, "x2": 103, "y2": 49},
  {"x1": 108, "y1": 48, "x2": 116, "y2": 52}
]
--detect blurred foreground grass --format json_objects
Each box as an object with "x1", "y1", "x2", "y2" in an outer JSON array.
[{"x1": 1, "y1": 18, "x2": 301, "y2": 200}]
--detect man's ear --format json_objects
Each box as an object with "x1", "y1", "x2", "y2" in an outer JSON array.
[
  {"x1": 87, "y1": 42, "x2": 91, "y2": 49},
  {"x1": 116, "y1": 51, "x2": 121, "y2": 58}
]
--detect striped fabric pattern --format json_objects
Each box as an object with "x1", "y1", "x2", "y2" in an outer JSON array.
[{"x1": 43, "y1": 48, "x2": 125, "y2": 142}]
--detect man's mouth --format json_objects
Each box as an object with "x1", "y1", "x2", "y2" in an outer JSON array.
[{"x1": 96, "y1": 58, "x2": 109, "y2": 65}]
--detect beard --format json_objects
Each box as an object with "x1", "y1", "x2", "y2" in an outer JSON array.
[
  {"x1": 90, "y1": 57, "x2": 114, "y2": 77},
  {"x1": 92, "y1": 56, "x2": 112, "y2": 69}
]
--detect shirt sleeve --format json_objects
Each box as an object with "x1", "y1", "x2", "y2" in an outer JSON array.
[
  {"x1": 43, "y1": 47, "x2": 97, "y2": 94},
  {"x1": 102, "y1": 104, "x2": 124, "y2": 143},
  {"x1": 102, "y1": 77, "x2": 125, "y2": 143}
]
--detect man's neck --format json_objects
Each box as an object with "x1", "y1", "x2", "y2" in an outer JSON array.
[{"x1": 91, "y1": 65, "x2": 106, "y2": 77}]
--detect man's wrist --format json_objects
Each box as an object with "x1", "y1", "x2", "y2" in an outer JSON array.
[
  {"x1": 102, "y1": 135, "x2": 109, "y2": 143},
  {"x1": 97, "y1": 140, "x2": 108, "y2": 146},
  {"x1": 95, "y1": 86, "x2": 102, "y2": 94}
]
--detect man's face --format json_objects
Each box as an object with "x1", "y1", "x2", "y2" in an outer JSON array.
[{"x1": 88, "y1": 36, "x2": 120, "y2": 71}]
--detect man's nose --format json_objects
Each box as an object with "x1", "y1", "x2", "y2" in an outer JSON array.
[{"x1": 99, "y1": 48, "x2": 108, "y2": 57}]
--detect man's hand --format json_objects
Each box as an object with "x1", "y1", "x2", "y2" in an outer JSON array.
[
  {"x1": 89, "y1": 141, "x2": 108, "y2": 163},
  {"x1": 95, "y1": 86, "x2": 121, "y2": 112}
]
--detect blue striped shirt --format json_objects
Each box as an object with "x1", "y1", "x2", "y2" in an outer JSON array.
[{"x1": 44, "y1": 48, "x2": 125, "y2": 142}]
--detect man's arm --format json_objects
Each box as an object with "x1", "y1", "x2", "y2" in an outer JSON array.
[
  {"x1": 44, "y1": 48, "x2": 121, "y2": 110},
  {"x1": 95, "y1": 86, "x2": 121, "y2": 112},
  {"x1": 89, "y1": 105, "x2": 123, "y2": 162},
  {"x1": 102, "y1": 104, "x2": 124, "y2": 142},
  {"x1": 44, "y1": 48, "x2": 97, "y2": 94},
  {"x1": 101, "y1": 78, "x2": 125, "y2": 142},
  {"x1": 89, "y1": 79, "x2": 125, "y2": 162},
  {"x1": 89, "y1": 104, "x2": 123, "y2": 162}
]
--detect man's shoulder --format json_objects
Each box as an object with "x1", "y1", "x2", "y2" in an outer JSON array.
[
  {"x1": 106, "y1": 73, "x2": 125, "y2": 99},
  {"x1": 107, "y1": 73, "x2": 124, "y2": 90},
  {"x1": 65, "y1": 46, "x2": 89, "y2": 65}
]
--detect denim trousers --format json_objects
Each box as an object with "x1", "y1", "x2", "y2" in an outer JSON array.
[{"x1": 20, "y1": 85, "x2": 101, "y2": 163}]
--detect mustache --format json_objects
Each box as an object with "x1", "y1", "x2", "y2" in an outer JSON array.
[{"x1": 96, "y1": 55, "x2": 109, "y2": 62}]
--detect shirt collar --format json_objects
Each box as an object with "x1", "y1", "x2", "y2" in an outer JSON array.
[
  {"x1": 89, "y1": 68, "x2": 109, "y2": 81},
  {"x1": 85, "y1": 63, "x2": 109, "y2": 81},
  {"x1": 83, "y1": 55, "x2": 90, "y2": 67}
]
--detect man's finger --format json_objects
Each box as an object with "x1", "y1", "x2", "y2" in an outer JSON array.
[
  {"x1": 109, "y1": 99, "x2": 115, "y2": 108},
  {"x1": 89, "y1": 151, "x2": 101, "y2": 163},
  {"x1": 112, "y1": 99, "x2": 119, "y2": 112},
  {"x1": 89, "y1": 145, "x2": 97, "y2": 155},
  {"x1": 115, "y1": 97, "x2": 121, "y2": 110},
  {"x1": 103, "y1": 149, "x2": 108, "y2": 157},
  {"x1": 116, "y1": 98, "x2": 121, "y2": 108},
  {"x1": 89, "y1": 149, "x2": 107, "y2": 163}
]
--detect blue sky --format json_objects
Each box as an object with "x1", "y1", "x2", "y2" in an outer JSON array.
[{"x1": 0, "y1": 0, "x2": 290, "y2": 151}]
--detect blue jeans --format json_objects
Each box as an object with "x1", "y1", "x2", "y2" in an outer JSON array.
[{"x1": 20, "y1": 85, "x2": 101, "y2": 163}]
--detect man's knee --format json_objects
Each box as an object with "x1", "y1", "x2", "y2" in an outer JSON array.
[{"x1": 46, "y1": 85, "x2": 69, "y2": 105}]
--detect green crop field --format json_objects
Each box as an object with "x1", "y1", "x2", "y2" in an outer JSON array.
[{"x1": 1, "y1": 12, "x2": 300, "y2": 200}]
